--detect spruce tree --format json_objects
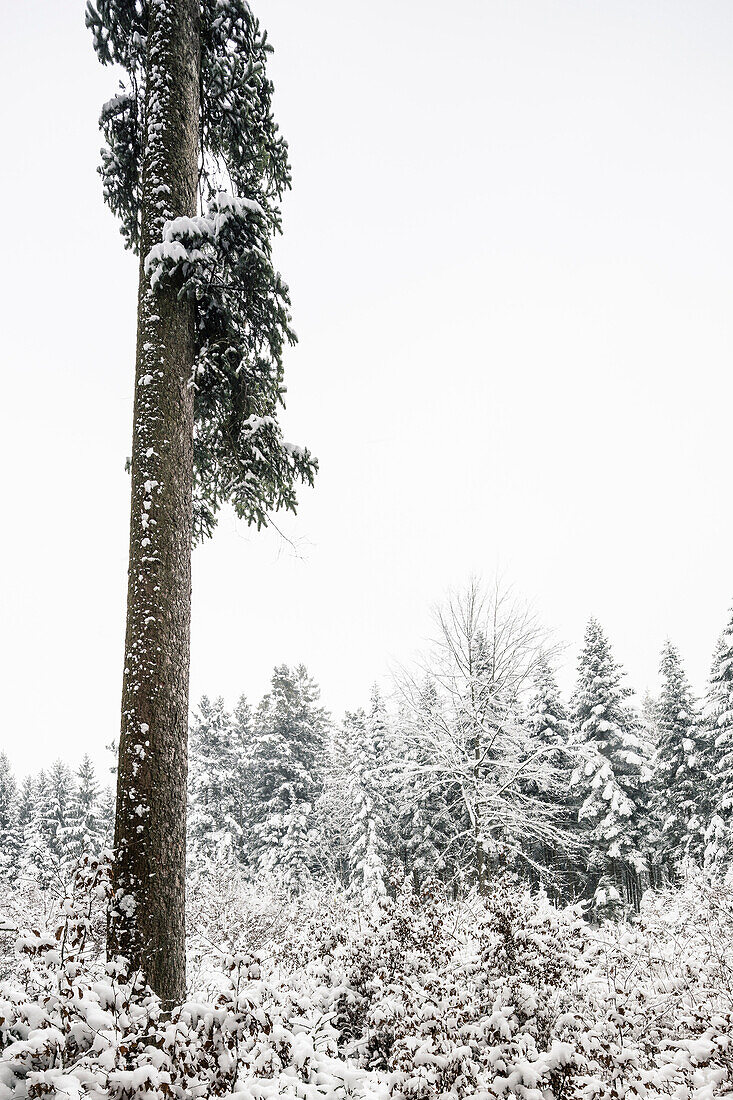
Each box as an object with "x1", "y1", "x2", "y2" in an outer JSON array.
[
  {"x1": 366, "y1": 687, "x2": 402, "y2": 868},
  {"x1": 651, "y1": 641, "x2": 706, "y2": 872},
  {"x1": 35, "y1": 761, "x2": 76, "y2": 886},
  {"x1": 398, "y1": 760, "x2": 447, "y2": 889},
  {"x1": 0, "y1": 754, "x2": 18, "y2": 879},
  {"x1": 67, "y1": 756, "x2": 105, "y2": 864},
  {"x1": 396, "y1": 683, "x2": 459, "y2": 890},
  {"x1": 87, "y1": 0, "x2": 315, "y2": 998},
  {"x1": 344, "y1": 708, "x2": 389, "y2": 905},
  {"x1": 640, "y1": 691, "x2": 661, "y2": 751},
  {"x1": 188, "y1": 696, "x2": 247, "y2": 868},
  {"x1": 45, "y1": 760, "x2": 75, "y2": 868},
  {"x1": 315, "y1": 719, "x2": 354, "y2": 886},
  {"x1": 21, "y1": 771, "x2": 53, "y2": 887},
  {"x1": 248, "y1": 665, "x2": 328, "y2": 891},
  {"x1": 523, "y1": 657, "x2": 576, "y2": 893},
  {"x1": 525, "y1": 655, "x2": 572, "y2": 757},
  {"x1": 570, "y1": 618, "x2": 649, "y2": 908},
  {"x1": 703, "y1": 610, "x2": 733, "y2": 874},
  {"x1": 98, "y1": 786, "x2": 117, "y2": 849},
  {"x1": 16, "y1": 775, "x2": 35, "y2": 858}
]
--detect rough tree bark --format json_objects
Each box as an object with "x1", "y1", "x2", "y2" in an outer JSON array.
[{"x1": 108, "y1": 0, "x2": 201, "y2": 1005}]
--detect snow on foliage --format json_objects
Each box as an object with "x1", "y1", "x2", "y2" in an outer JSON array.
[
  {"x1": 2, "y1": 858, "x2": 733, "y2": 1100},
  {"x1": 86, "y1": 0, "x2": 317, "y2": 540},
  {"x1": 9, "y1": 594, "x2": 733, "y2": 917},
  {"x1": 650, "y1": 641, "x2": 708, "y2": 870},
  {"x1": 570, "y1": 618, "x2": 650, "y2": 911},
  {"x1": 0, "y1": 757, "x2": 111, "y2": 894},
  {"x1": 6, "y1": 590, "x2": 733, "y2": 1096},
  {"x1": 342, "y1": 700, "x2": 390, "y2": 906},
  {"x1": 704, "y1": 610, "x2": 733, "y2": 874},
  {"x1": 246, "y1": 666, "x2": 329, "y2": 893}
]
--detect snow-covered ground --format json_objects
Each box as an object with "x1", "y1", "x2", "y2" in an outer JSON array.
[{"x1": 1, "y1": 861, "x2": 732, "y2": 1100}]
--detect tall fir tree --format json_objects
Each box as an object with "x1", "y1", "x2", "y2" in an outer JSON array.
[
  {"x1": 88, "y1": 0, "x2": 315, "y2": 999},
  {"x1": 569, "y1": 618, "x2": 650, "y2": 909},
  {"x1": 0, "y1": 754, "x2": 18, "y2": 879},
  {"x1": 344, "y1": 706, "x2": 389, "y2": 905},
  {"x1": 651, "y1": 642, "x2": 706, "y2": 873},
  {"x1": 248, "y1": 665, "x2": 328, "y2": 891},
  {"x1": 703, "y1": 609, "x2": 733, "y2": 875}
]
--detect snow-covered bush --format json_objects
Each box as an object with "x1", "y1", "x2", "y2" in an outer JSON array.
[
  {"x1": 321, "y1": 877, "x2": 588, "y2": 1099},
  {"x1": 2, "y1": 860, "x2": 733, "y2": 1100},
  {"x1": 566, "y1": 872, "x2": 733, "y2": 1100},
  {"x1": 0, "y1": 858, "x2": 376, "y2": 1100}
]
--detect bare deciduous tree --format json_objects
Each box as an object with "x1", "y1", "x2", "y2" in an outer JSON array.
[{"x1": 395, "y1": 578, "x2": 579, "y2": 892}]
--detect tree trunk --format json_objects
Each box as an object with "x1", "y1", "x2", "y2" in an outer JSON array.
[{"x1": 108, "y1": 0, "x2": 201, "y2": 1005}]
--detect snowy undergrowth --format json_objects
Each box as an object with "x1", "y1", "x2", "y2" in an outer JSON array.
[{"x1": 1, "y1": 861, "x2": 732, "y2": 1100}]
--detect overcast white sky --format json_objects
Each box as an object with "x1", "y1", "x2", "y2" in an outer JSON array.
[{"x1": 2, "y1": 0, "x2": 732, "y2": 777}]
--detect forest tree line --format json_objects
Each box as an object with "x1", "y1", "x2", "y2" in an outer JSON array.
[{"x1": 3, "y1": 582, "x2": 732, "y2": 915}]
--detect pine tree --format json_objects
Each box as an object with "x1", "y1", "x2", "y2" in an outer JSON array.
[
  {"x1": 188, "y1": 696, "x2": 248, "y2": 868},
  {"x1": 344, "y1": 707, "x2": 389, "y2": 905},
  {"x1": 45, "y1": 760, "x2": 75, "y2": 873},
  {"x1": 248, "y1": 665, "x2": 328, "y2": 891},
  {"x1": 16, "y1": 775, "x2": 35, "y2": 854},
  {"x1": 651, "y1": 642, "x2": 706, "y2": 873},
  {"x1": 98, "y1": 786, "x2": 116, "y2": 849},
  {"x1": 67, "y1": 756, "x2": 104, "y2": 864},
  {"x1": 525, "y1": 655, "x2": 572, "y2": 757},
  {"x1": 703, "y1": 610, "x2": 733, "y2": 875},
  {"x1": 569, "y1": 618, "x2": 650, "y2": 909},
  {"x1": 21, "y1": 771, "x2": 53, "y2": 887},
  {"x1": 365, "y1": 687, "x2": 402, "y2": 869},
  {"x1": 523, "y1": 657, "x2": 577, "y2": 895},
  {"x1": 315, "y1": 720, "x2": 354, "y2": 886},
  {"x1": 0, "y1": 754, "x2": 18, "y2": 879},
  {"x1": 88, "y1": 0, "x2": 316, "y2": 999},
  {"x1": 396, "y1": 683, "x2": 460, "y2": 891}
]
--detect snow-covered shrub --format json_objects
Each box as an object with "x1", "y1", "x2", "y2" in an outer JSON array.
[
  {"x1": 3, "y1": 859, "x2": 733, "y2": 1100},
  {"x1": 278, "y1": 876, "x2": 589, "y2": 1100},
  {"x1": 288, "y1": 874, "x2": 733, "y2": 1100},
  {"x1": 0, "y1": 861, "x2": 371, "y2": 1100},
  {"x1": 568, "y1": 872, "x2": 733, "y2": 1100}
]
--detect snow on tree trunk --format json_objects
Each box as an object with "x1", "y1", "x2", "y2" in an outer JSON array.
[{"x1": 108, "y1": 0, "x2": 201, "y2": 1004}]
